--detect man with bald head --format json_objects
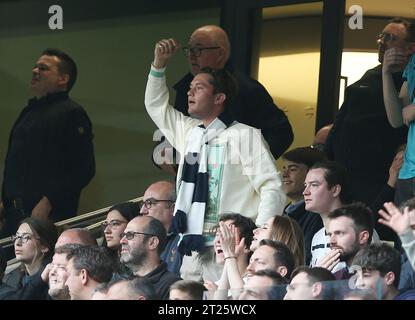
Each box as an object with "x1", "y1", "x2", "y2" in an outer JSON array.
[
  {"x1": 120, "y1": 215, "x2": 181, "y2": 299},
  {"x1": 139, "y1": 181, "x2": 183, "y2": 275},
  {"x1": 153, "y1": 24, "x2": 293, "y2": 173},
  {"x1": 54, "y1": 228, "x2": 97, "y2": 248},
  {"x1": 325, "y1": 17, "x2": 410, "y2": 204}
]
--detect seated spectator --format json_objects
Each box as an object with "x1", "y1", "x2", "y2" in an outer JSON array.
[
  {"x1": 139, "y1": 181, "x2": 181, "y2": 276},
  {"x1": 378, "y1": 200, "x2": 415, "y2": 290},
  {"x1": 93, "y1": 278, "x2": 158, "y2": 300},
  {"x1": 45, "y1": 244, "x2": 79, "y2": 300},
  {"x1": 250, "y1": 215, "x2": 305, "y2": 268},
  {"x1": 370, "y1": 145, "x2": 405, "y2": 246},
  {"x1": 3, "y1": 218, "x2": 58, "y2": 300},
  {"x1": 211, "y1": 214, "x2": 256, "y2": 299},
  {"x1": 65, "y1": 245, "x2": 113, "y2": 300},
  {"x1": 169, "y1": 280, "x2": 206, "y2": 300},
  {"x1": 54, "y1": 227, "x2": 97, "y2": 248},
  {"x1": 284, "y1": 266, "x2": 335, "y2": 300},
  {"x1": 239, "y1": 269, "x2": 286, "y2": 300},
  {"x1": 319, "y1": 203, "x2": 373, "y2": 280},
  {"x1": 247, "y1": 240, "x2": 295, "y2": 282},
  {"x1": 6, "y1": 227, "x2": 100, "y2": 300},
  {"x1": 0, "y1": 246, "x2": 15, "y2": 299},
  {"x1": 353, "y1": 243, "x2": 415, "y2": 300},
  {"x1": 281, "y1": 147, "x2": 325, "y2": 265},
  {"x1": 120, "y1": 215, "x2": 181, "y2": 299},
  {"x1": 101, "y1": 201, "x2": 140, "y2": 277}
]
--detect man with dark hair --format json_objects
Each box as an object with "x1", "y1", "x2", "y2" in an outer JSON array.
[
  {"x1": 281, "y1": 146, "x2": 325, "y2": 264},
  {"x1": 378, "y1": 200, "x2": 415, "y2": 291},
  {"x1": 93, "y1": 278, "x2": 158, "y2": 300},
  {"x1": 304, "y1": 161, "x2": 352, "y2": 270},
  {"x1": 284, "y1": 266, "x2": 335, "y2": 300},
  {"x1": 212, "y1": 213, "x2": 257, "y2": 299},
  {"x1": 0, "y1": 48, "x2": 95, "y2": 237},
  {"x1": 145, "y1": 38, "x2": 285, "y2": 282},
  {"x1": 120, "y1": 215, "x2": 181, "y2": 300},
  {"x1": 326, "y1": 17, "x2": 411, "y2": 205},
  {"x1": 319, "y1": 203, "x2": 374, "y2": 279},
  {"x1": 169, "y1": 279, "x2": 206, "y2": 300},
  {"x1": 247, "y1": 239, "x2": 295, "y2": 281},
  {"x1": 239, "y1": 269, "x2": 286, "y2": 300},
  {"x1": 65, "y1": 245, "x2": 113, "y2": 300},
  {"x1": 353, "y1": 243, "x2": 415, "y2": 300}
]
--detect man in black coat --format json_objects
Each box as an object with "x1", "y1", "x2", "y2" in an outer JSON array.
[
  {"x1": 325, "y1": 18, "x2": 410, "y2": 205},
  {"x1": 0, "y1": 48, "x2": 95, "y2": 237},
  {"x1": 152, "y1": 25, "x2": 293, "y2": 173}
]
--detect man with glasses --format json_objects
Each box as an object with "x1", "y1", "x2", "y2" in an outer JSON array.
[
  {"x1": 139, "y1": 181, "x2": 183, "y2": 276},
  {"x1": 152, "y1": 24, "x2": 293, "y2": 174},
  {"x1": 120, "y1": 215, "x2": 181, "y2": 300},
  {"x1": 382, "y1": 19, "x2": 415, "y2": 205},
  {"x1": 326, "y1": 17, "x2": 411, "y2": 205}
]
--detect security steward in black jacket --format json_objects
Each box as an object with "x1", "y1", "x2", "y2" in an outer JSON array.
[{"x1": 0, "y1": 48, "x2": 95, "y2": 237}]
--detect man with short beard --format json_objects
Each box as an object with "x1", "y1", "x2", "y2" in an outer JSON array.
[
  {"x1": 120, "y1": 216, "x2": 181, "y2": 299},
  {"x1": 319, "y1": 203, "x2": 374, "y2": 280}
]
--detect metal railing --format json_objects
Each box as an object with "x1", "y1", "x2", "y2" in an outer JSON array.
[{"x1": 1, "y1": 196, "x2": 143, "y2": 266}]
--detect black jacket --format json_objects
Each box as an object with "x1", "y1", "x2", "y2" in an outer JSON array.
[
  {"x1": 325, "y1": 65, "x2": 407, "y2": 204},
  {"x1": 144, "y1": 261, "x2": 181, "y2": 300},
  {"x1": 2, "y1": 91, "x2": 95, "y2": 221},
  {"x1": 173, "y1": 68, "x2": 294, "y2": 159}
]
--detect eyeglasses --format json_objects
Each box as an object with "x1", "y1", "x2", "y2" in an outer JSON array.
[
  {"x1": 101, "y1": 220, "x2": 128, "y2": 230},
  {"x1": 376, "y1": 32, "x2": 400, "y2": 44},
  {"x1": 11, "y1": 233, "x2": 40, "y2": 244},
  {"x1": 120, "y1": 231, "x2": 156, "y2": 240},
  {"x1": 182, "y1": 46, "x2": 220, "y2": 57},
  {"x1": 142, "y1": 198, "x2": 174, "y2": 210}
]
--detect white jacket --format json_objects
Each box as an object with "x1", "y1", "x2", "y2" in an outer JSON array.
[{"x1": 144, "y1": 65, "x2": 286, "y2": 226}]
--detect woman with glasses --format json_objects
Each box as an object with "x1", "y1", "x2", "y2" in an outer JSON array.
[
  {"x1": 101, "y1": 201, "x2": 140, "y2": 278},
  {"x1": 2, "y1": 217, "x2": 58, "y2": 299}
]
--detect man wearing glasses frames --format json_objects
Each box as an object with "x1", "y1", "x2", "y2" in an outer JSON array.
[
  {"x1": 119, "y1": 215, "x2": 181, "y2": 300},
  {"x1": 326, "y1": 17, "x2": 411, "y2": 205},
  {"x1": 139, "y1": 181, "x2": 182, "y2": 276},
  {"x1": 382, "y1": 19, "x2": 415, "y2": 206},
  {"x1": 151, "y1": 25, "x2": 293, "y2": 175}
]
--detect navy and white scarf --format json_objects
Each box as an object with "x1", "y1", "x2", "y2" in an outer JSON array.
[{"x1": 172, "y1": 111, "x2": 234, "y2": 255}]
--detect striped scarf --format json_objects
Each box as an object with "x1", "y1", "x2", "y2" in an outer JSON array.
[{"x1": 172, "y1": 111, "x2": 234, "y2": 255}]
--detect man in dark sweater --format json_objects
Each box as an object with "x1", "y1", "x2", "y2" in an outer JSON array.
[
  {"x1": 120, "y1": 215, "x2": 181, "y2": 300},
  {"x1": 0, "y1": 48, "x2": 95, "y2": 237},
  {"x1": 152, "y1": 25, "x2": 293, "y2": 173},
  {"x1": 281, "y1": 147, "x2": 325, "y2": 265}
]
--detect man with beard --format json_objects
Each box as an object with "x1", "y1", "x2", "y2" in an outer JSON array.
[
  {"x1": 119, "y1": 216, "x2": 181, "y2": 300},
  {"x1": 319, "y1": 203, "x2": 374, "y2": 280}
]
